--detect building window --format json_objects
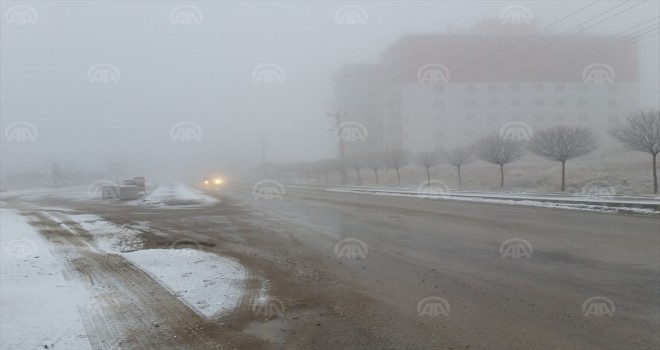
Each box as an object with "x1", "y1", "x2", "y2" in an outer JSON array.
[
  {"x1": 489, "y1": 114, "x2": 499, "y2": 122},
  {"x1": 534, "y1": 99, "x2": 545, "y2": 107},
  {"x1": 554, "y1": 99, "x2": 565, "y2": 106},
  {"x1": 488, "y1": 84, "x2": 498, "y2": 92},
  {"x1": 466, "y1": 99, "x2": 476, "y2": 107},
  {"x1": 578, "y1": 84, "x2": 588, "y2": 92},
  {"x1": 433, "y1": 85, "x2": 444, "y2": 93},
  {"x1": 489, "y1": 99, "x2": 499, "y2": 106},
  {"x1": 555, "y1": 83, "x2": 565, "y2": 91},
  {"x1": 534, "y1": 83, "x2": 544, "y2": 91},
  {"x1": 555, "y1": 114, "x2": 565, "y2": 121},
  {"x1": 511, "y1": 99, "x2": 521, "y2": 107},
  {"x1": 535, "y1": 114, "x2": 545, "y2": 122},
  {"x1": 608, "y1": 98, "x2": 618, "y2": 107},
  {"x1": 466, "y1": 84, "x2": 475, "y2": 92},
  {"x1": 578, "y1": 114, "x2": 588, "y2": 121},
  {"x1": 434, "y1": 100, "x2": 444, "y2": 108},
  {"x1": 510, "y1": 84, "x2": 521, "y2": 92}
]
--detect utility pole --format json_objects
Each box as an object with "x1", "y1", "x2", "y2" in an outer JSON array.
[
  {"x1": 261, "y1": 131, "x2": 267, "y2": 165},
  {"x1": 327, "y1": 112, "x2": 347, "y2": 184},
  {"x1": 260, "y1": 131, "x2": 267, "y2": 177}
]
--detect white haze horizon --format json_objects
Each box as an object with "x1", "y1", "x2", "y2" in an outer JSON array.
[{"x1": 2, "y1": 1, "x2": 659, "y2": 183}]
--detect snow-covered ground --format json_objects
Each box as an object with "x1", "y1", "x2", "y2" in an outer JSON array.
[
  {"x1": 326, "y1": 186, "x2": 660, "y2": 215},
  {"x1": 122, "y1": 249, "x2": 247, "y2": 318},
  {"x1": 69, "y1": 214, "x2": 143, "y2": 252},
  {"x1": 0, "y1": 209, "x2": 92, "y2": 350},
  {"x1": 2, "y1": 182, "x2": 219, "y2": 209},
  {"x1": 138, "y1": 182, "x2": 219, "y2": 206},
  {"x1": 66, "y1": 214, "x2": 248, "y2": 319}
]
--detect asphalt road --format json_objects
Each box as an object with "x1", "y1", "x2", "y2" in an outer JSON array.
[
  {"x1": 5, "y1": 183, "x2": 659, "y2": 349},
  {"x1": 215, "y1": 182, "x2": 660, "y2": 349}
]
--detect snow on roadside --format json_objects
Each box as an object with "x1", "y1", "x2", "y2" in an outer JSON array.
[
  {"x1": 0, "y1": 209, "x2": 91, "y2": 350},
  {"x1": 134, "y1": 182, "x2": 219, "y2": 207},
  {"x1": 66, "y1": 214, "x2": 248, "y2": 319},
  {"x1": 122, "y1": 248, "x2": 247, "y2": 318},
  {"x1": 327, "y1": 188, "x2": 660, "y2": 215},
  {"x1": 70, "y1": 214, "x2": 143, "y2": 253}
]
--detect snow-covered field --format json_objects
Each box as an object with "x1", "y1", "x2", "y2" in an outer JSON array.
[
  {"x1": 0, "y1": 209, "x2": 91, "y2": 350},
  {"x1": 316, "y1": 147, "x2": 659, "y2": 196}
]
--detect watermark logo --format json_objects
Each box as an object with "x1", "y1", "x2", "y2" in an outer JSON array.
[
  {"x1": 3, "y1": 239, "x2": 38, "y2": 259},
  {"x1": 417, "y1": 180, "x2": 450, "y2": 196},
  {"x1": 335, "y1": 121, "x2": 368, "y2": 142},
  {"x1": 252, "y1": 63, "x2": 285, "y2": 84},
  {"x1": 581, "y1": 181, "x2": 616, "y2": 197},
  {"x1": 500, "y1": 238, "x2": 532, "y2": 258},
  {"x1": 334, "y1": 238, "x2": 367, "y2": 259},
  {"x1": 252, "y1": 297, "x2": 285, "y2": 317},
  {"x1": 4, "y1": 5, "x2": 37, "y2": 25},
  {"x1": 417, "y1": 296, "x2": 450, "y2": 317},
  {"x1": 500, "y1": 122, "x2": 533, "y2": 142},
  {"x1": 170, "y1": 121, "x2": 203, "y2": 142},
  {"x1": 334, "y1": 5, "x2": 367, "y2": 25},
  {"x1": 252, "y1": 180, "x2": 285, "y2": 200},
  {"x1": 4, "y1": 122, "x2": 37, "y2": 142},
  {"x1": 87, "y1": 63, "x2": 120, "y2": 84},
  {"x1": 582, "y1": 296, "x2": 615, "y2": 317},
  {"x1": 87, "y1": 179, "x2": 117, "y2": 199},
  {"x1": 170, "y1": 238, "x2": 203, "y2": 251},
  {"x1": 582, "y1": 63, "x2": 615, "y2": 84},
  {"x1": 170, "y1": 5, "x2": 202, "y2": 25},
  {"x1": 417, "y1": 63, "x2": 451, "y2": 84},
  {"x1": 500, "y1": 5, "x2": 533, "y2": 25}
]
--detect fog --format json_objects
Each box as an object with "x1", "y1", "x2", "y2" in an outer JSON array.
[{"x1": 2, "y1": 1, "x2": 659, "y2": 184}]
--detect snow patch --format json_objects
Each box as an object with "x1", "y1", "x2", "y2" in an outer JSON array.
[
  {"x1": 122, "y1": 248, "x2": 247, "y2": 318},
  {"x1": 69, "y1": 214, "x2": 143, "y2": 252},
  {"x1": 327, "y1": 188, "x2": 659, "y2": 215},
  {"x1": 0, "y1": 209, "x2": 92, "y2": 350},
  {"x1": 132, "y1": 182, "x2": 219, "y2": 208}
]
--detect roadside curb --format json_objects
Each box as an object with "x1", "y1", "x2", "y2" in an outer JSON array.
[{"x1": 329, "y1": 188, "x2": 660, "y2": 211}]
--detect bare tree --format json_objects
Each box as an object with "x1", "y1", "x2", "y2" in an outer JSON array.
[
  {"x1": 610, "y1": 109, "x2": 660, "y2": 194},
  {"x1": 528, "y1": 126, "x2": 599, "y2": 191},
  {"x1": 443, "y1": 147, "x2": 473, "y2": 187},
  {"x1": 474, "y1": 134, "x2": 526, "y2": 187},
  {"x1": 415, "y1": 150, "x2": 441, "y2": 184},
  {"x1": 318, "y1": 159, "x2": 338, "y2": 185},
  {"x1": 347, "y1": 156, "x2": 364, "y2": 185},
  {"x1": 365, "y1": 152, "x2": 384, "y2": 184},
  {"x1": 386, "y1": 149, "x2": 410, "y2": 185}
]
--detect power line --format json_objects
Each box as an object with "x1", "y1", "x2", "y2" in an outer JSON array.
[
  {"x1": 460, "y1": 0, "x2": 602, "y2": 71},
  {"x1": 476, "y1": 0, "x2": 647, "y2": 81},
  {"x1": 434, "y1": 5, "x2": 656, "y2": 112}
]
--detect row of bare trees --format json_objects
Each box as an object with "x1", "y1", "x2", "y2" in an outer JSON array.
[{"x1": 262, "y1": 110, "x2": 660, "y2": 194}]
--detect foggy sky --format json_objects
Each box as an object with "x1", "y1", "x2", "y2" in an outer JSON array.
[{"x1": 2, "y1": 1, "x2": 659, "y2": 181}]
